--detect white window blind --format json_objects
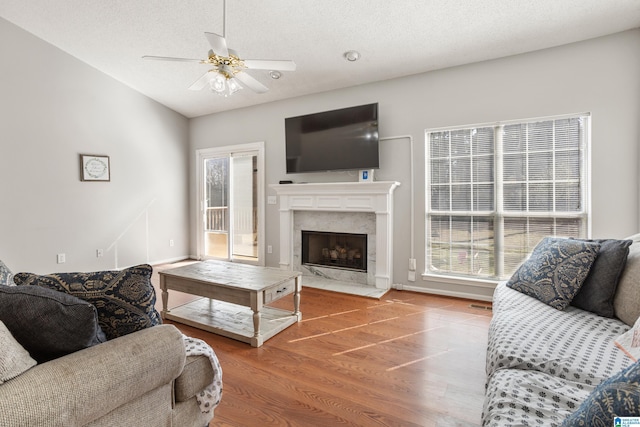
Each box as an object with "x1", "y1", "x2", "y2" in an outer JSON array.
[{"x1": 426, "y1": 114, "x2": 590, "y2": 280}]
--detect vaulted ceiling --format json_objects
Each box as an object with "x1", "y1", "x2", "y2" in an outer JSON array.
[{"x1": 1, "y1": 0, "x2": 639, "y2": 118}]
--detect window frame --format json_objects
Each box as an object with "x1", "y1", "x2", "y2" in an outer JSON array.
[{"x1": 424, "y1": 113, "x2": 591, "y2": 283}]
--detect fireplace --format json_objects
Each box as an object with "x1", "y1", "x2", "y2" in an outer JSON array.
[
  {"x1": 270, "y1": 181, "x2": 400, "y2": 290},
  {"x1": 302, "y1": 230, "x2": 367, "y2": 272}
]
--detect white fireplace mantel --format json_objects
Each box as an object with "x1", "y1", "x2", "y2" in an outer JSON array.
[{"x1": 270, "y1": 181, "x2": 400, "y2": 290}]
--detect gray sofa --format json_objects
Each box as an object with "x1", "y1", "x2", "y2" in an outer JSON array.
[
  {"x1": 0, "y1": 262, "x2": 219, "y2": 427},
  {"x1": 483, "y1": 234, "x2": 640, "y2": 426},
  {"x1": 0, "y1": 324, "x2": 216, "y2": 426}
]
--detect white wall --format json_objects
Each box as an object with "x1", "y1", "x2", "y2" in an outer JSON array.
[
  {"x1": 0, "y1": 18, "x2": 191, "y2": 274},
  {"x1": 190, "y1": 30, "x2": 640, "y2": 300}
]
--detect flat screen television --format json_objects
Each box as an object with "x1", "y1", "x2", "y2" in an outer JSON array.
[{"x1": 285, "y1": 103, "x2": 379, "y2": 173}]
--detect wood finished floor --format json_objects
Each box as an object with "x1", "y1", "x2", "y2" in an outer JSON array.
[{"x1": 152, "y1": 266, "x2": 492, "y2": 427}]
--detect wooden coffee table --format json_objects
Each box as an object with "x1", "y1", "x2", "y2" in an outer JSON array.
[{"x1": 159, "y1": 260, "x2": 302, "y2": 347}]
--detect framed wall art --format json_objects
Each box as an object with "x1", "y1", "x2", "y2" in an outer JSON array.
[{"x1": 80, "y1": 154, "x2": 110, "y2": 182}]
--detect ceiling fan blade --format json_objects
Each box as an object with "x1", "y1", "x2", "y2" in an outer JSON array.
[
  {"x1": 205, "y1": 32, "x2": 229, "y2": 57},
  {"x1": 142, "y1": 55, "x2": 202, "y2": 63},
  {"x1": 234, "y1": 71, "x2": 269, "y2": 94},
  {"x1": 243, "y1": 59, "x2": 296, "y2": 71},
  {"x1": 189, "y1": 71, "x2": 214, "y2": 91}
]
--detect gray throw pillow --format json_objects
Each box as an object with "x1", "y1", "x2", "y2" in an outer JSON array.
[
  {"x1": 506, "y1": 237, "x2": 601, "y2": 310},
  {"x1": 0, "y1": 285, "x2": 107, "y2": 363},
  {"x1": 14, "y1": 264, "x2": 161, "y2": 340},
  {"x1": 570, "y1": 239, "x2": 632, "y2": 318}
]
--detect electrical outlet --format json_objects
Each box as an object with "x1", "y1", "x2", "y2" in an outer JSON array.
[
  {"x1": 57, "y1": 253, "x2": 66, "y2": 264},
  {"x1": 267, "y1": 196, "x2": 277, "y2": 205},
  {"x1": 96, "y1": 249, "x2": 104, "y2": 257},
  {"x1": 267, "y1": 245, "x2": 273, "y2": 254},
  {"x1": 169, "y1": 239, "x2": 174, "y2": 247}
]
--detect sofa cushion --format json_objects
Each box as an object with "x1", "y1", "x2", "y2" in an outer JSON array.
[
  {"x1": 0, "y1": 285, "x2": 107, "y2": 362},
  {"x1": 488, "y1": 282, "x2": 631, "y2": 388},
  {"x1": 0, "y1": 260, "x2": 15, "y2": 286},
  {"x1": 506, "y1": 237, "x2": 601, "y2": 310},
  {"x1": 614, "y1": 235, "x2": 640, "y2": 326},
  {"x1": 560, "y1": 359, "x2": 640, "y2": 426},
  {"x1": 483, "y1": 368, "x2": 591, "y2": 427},
  {"x1": 570, "y1": 239, "x2": 632, "y2": 318},
  {"x1": 0, "y1": 320, "x2": 36, "y2": 384},
  {"x1": 14, "y1": 264, "x2": 161, "y2": 340}
]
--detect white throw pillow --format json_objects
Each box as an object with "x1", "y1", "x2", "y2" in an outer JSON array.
[
  {"x1": 616, "y1": 315, "x2": 640, "y2": 361},
  {"x1": 0, "y1": 320, "x2": 37, "y2": 384}
]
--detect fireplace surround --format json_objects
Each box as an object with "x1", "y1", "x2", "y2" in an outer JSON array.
[
  {"x1": 270, "y1": 181, "x2": 400, "y2": 290},
  {"x1": 294, "y1": 210, "x2": 375, "y2": 286}
]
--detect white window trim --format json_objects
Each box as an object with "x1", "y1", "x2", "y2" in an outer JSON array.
[{"x1": 423, "y1": 113, "x2": 592, "y2": 285}]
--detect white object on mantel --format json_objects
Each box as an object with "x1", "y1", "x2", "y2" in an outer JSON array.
[{"x1": 270, "y1": 181, "x2": 400, "y2": 290}]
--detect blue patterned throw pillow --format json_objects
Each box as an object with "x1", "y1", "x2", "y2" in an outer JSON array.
[
  {"x1": 561, "y1": 360, "x2": 640, "y2": 426},
  {"x1": 14, "y1": 264, "x2": 161, "y2": 340},
  {"x1": 506, "y1": 237, "x2": 601, "y2": 310},
  {"x1": 0, "y1": 260, "x2": 15, "y2": 286}
]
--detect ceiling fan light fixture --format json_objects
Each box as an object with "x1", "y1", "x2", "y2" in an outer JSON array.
[
  {"x1": 227, "y1": 77, "x2": 242, "y2": 94},
  {"x1": 269, "y1": 70, "x2": 282, "y2": 80},
  {"x1": 209, "y1": 73, "x2": 227, "y2": 93},
  {"x1": 209, "y1": 72, "x2": 243, "y2": 97},
  {"x1": 343, "y1": 50, "x2": 361, "y2": 62}
]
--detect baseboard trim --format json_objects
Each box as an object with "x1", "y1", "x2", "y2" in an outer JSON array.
[
  {"x1": 150, "y1": 256, "x2": 192, "y2": 266},
  {"x1": 394, "y1": 284, "x2": 494, "y2": 302}
]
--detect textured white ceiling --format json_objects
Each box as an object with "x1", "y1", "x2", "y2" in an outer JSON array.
[{"x1": 1, "y1": 0, "x2": 639, "y2": 118}]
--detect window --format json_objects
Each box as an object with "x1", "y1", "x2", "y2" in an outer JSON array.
[{"x1": 425, "y1": 114, "x2": 590, "y2": 280}]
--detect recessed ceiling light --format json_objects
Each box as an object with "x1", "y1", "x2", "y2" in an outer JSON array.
[
  {"x1": 343, "y1": 50, "x2": 361, "y2": 62},
  {"x1": 269, "y1": 70, "x2": 282, "y2": 79}
]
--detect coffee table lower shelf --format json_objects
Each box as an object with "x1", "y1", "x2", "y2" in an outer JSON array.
[{"x1": 164, "y1": 298, "x2": 300, "y2": 347}]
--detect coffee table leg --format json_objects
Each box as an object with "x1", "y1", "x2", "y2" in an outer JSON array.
[
  {"x1": 293, "y1": 276, "x2": 302, "y2": 320},
  {"x1": 253, "y1": 310, "x2": 261, "y2": 337},
  {"x1": 160, "y1": 275, "x2": 168, "y2": 319},
  {"x1": 251, "y1": 292, "x2": 264, "y2": 347}
]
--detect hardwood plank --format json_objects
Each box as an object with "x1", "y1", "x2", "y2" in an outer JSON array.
[{"x1": 150, "y1": 262, "x2": 492, "y2": 426}]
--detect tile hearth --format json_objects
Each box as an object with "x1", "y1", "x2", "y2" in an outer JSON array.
[{"x1": 302, "y1": 276, "x2": 389, "y2": 298}]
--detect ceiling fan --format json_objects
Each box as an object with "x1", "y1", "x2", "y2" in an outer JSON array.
[{"x1": 142, "y1": 0, "x2": 296, "y2": 97}]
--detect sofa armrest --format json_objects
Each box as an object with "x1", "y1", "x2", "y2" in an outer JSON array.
[
  {"x1": 0, "y1": 324, "x2": 185, "y2": 426},
  {"x1": 175, "y1": 355, "x2": 215, "y2": 402}
]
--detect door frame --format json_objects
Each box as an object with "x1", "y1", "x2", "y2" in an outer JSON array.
[{"x1": 195, "y1": 141, "x2": 265, "y2": 265}]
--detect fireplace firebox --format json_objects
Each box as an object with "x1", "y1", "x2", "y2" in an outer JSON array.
[{"x1": 302, "y1": 230, "x2": 367, "y2": 272}]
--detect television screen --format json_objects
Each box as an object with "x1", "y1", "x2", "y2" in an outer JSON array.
[{"x1": 285, "y1": 103, "x2": 379, "y2": 173}]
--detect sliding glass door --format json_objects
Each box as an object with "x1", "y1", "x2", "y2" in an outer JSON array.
[{"x1": 197, "y1": 142, "x2": 264, "y2": 265}]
